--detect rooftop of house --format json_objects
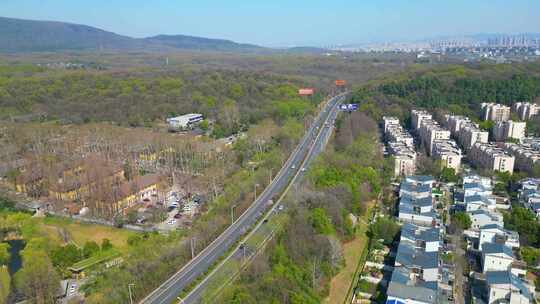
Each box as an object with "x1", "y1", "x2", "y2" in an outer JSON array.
[
  {"x1": 404, "y1": 175, "x2": 435, "y2": 185},
  {"x1": 400, "y1": 195, "x2": 433, "y2": 208},
  {"x1": 387, "y1": 267, "x2": 438, "y2": 304},
  {"x1": 401, "y1": 223, "x2": 440, "y2": 243},
  {"x1": 482, "y1": 242, "x2": 514, "y2": 258},
  {"x1": 400, "y1": 182, "x2": 433, "y2": 195},
  {"x1": 396, "y1": 241, "x2": 439, "y2": 269},
  {"x1": 486, "y1": 271, "x2": 532, "y2": 299}
]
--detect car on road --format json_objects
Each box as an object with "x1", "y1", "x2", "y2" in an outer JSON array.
[
  {"x1": 167, "y1": 206, "x2": 176, "y2": 212},
  {"x1": 174, "y1": 213, "x2": 182, "y2": 219},
  {"x1": 291, "y1": 165, "x2": 296, "y2": 169}
]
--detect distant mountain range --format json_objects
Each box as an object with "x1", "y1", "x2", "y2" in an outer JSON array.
[{"x1": 0, "y1": 16, "x2": 274, "y2": 53}]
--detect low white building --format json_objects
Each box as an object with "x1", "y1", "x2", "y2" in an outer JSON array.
[
  {"x1": 469, "y1": 209, "x2": 503, "y2": 230},
  {"x1": 479, "y1": 224, "x2": 520, "y2": 251},
  {"x1": 167, "y1": 113, "x2": 204, "y2": 131},
  {"x1": 482, "y1": 242, "x2": 514, "y2": 273}
]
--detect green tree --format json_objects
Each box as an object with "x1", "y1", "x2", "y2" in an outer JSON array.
[
  {"x1": 15, "y1": 249, "x2": 60, "y2": 304},
  {"x1": 521, "y1": 247, "x2": 540, "y2": 267},
  {"x1": 101, "y1": 239, "x2": 113, "y2": 251},
  {"x1": 504, "y1": 207, "x2": 540, "y2": 246},
  {"x1": 452, "y1": 212, "x2": 472, "y2": 231},
  {"x1": 309, "y1": 208, "x2": 335, "y2": 235},
  {"x1": 0, "y1": 266, "x2": 9, "y2": 304},
  {"x1": 82, "y1": 241, "x2": 100, "y2": 258},
  {"x1": 0, "y1": 244, "x2": 9, "y2": 266},
  {"x1": 51, "y1": 244, "x2": 81, "y2": 269},
  {"x1": 440, "y1": 167, "x2": 458, "y2": 183},
  {"x1": 367, "y1": 217, "x2": 400, "y2": 245}
]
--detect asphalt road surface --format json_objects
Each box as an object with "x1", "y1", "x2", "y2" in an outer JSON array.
[{"x1": 141, "y1": 94, "x2": 346, "y2": 304}]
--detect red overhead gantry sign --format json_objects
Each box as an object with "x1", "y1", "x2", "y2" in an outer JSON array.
[
  {"x1": 298, "y1": 88, "x2": 315, "y2": 96},
  {"x1": 335, "y1": 80, "x2": 346, "y2": 86}
]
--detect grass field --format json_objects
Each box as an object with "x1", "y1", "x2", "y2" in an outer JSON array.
[{"x1": 39, "y1": 216, "x2": 137, "y2": 252}]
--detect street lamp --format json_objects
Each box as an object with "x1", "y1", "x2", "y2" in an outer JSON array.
[
  {"x1": 230, "y1": 204, "x2": 237, "y2": 225},
  {"x1": 254, "y1": 183, "x2": 260, "y2": 200}
]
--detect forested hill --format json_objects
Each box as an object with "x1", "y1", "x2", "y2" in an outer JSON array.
[
  {"x1": 350, "y1": 63, "x2": 540, "y2": 121},
  {"x1": 0, "y1": 16, "x2": 265, "y2": 53}
]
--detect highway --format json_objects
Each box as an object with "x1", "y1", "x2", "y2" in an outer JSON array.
[{"x1": 141, "y1": 93, "x2": 346, "y2": 304}]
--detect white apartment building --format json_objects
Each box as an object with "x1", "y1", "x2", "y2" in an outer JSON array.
[
  {"x1": 382, "y1": 116, "x2": 400, "y2": 133},
  {"x1": 386, "y1": 124, "x2": 414, "y2": 148},
  {"x1": 469, "y1": 142, "x2": 515, "y2": 173},
  {"x1": 388, "y1": 142, "x2": 417, "y2": 177},
  {"x1": 411, "y1": 109, "x2": 432, "y2": 131},
  {"x1": 432, "y1": 139, "x2": 462, "y2": 172},
  {"x1": 481, "y1": 103, "x2": 511, "y2": 122},
  {"x1": 418, "y1": 119, "x2": 451, "y2": 155},
  {"x1": 458, "y1": 123, "x2": 489, "y2": 151},
  {"x1": 504, "y1": 143, "x2": 540, "y2": 172},
  {"x1": 444, "y1": 114, "x2": 470, "y2": 134},
  {"x1": 443, "y1": 114, "x2": 489, "y2": 151},
  {"x1": 493, "y1": 120, "x2": 526, "y2": 142},
  {"x1": 469, "y1": 209, "x2": 504, "y2": 230},
  {"x1": 513, "y1": 102, "x2": 540, "y2": 120}
]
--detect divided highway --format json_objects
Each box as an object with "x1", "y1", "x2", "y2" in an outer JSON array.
[{"x1": 141, "y1": 94, "x2": 346, "y2": 304}]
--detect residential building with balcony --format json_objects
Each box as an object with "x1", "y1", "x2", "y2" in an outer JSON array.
[
  {"x1": 513, "y1": 102, "x2": 540, "y2": 120},
  {"x1": 504, "y1": 142, "x2": 540, "y2": 172},
  {"x1": 388, "y1": 142, "x2": 417, "y2": 177},
  {"x1": 493, "y1": 120, "x2": 526, "y2": 142},
  {"x1": 411, "y1": 110, "x2": 433, "y2": 131},
  {"x1": 469, "y1": 142, "x2": 515, "y2": 173},
  {"x1": 432, "y1": 139, "x2": 462, "y2": 172},
  {"x1": 481, "y1": 103, "x2": 511, "y2": 122}
]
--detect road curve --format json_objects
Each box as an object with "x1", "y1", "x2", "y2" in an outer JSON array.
[{"x1": 141, "y1": 94, "x2": 346, "y2": 304}]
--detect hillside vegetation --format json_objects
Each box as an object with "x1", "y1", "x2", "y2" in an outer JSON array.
[
  {"x1": 0, "y1": 65, "x2": 323, "y2": 136},
  {"x1": 350, "y1": 62, "x2": 540, "y2": 123}
]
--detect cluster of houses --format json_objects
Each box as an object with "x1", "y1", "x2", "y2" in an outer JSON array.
[
  {"x1": 2, "y1": 155, "x2": 162, "y2": 217},
  {"x1": 386, "y1": 174, "x2": 537, "y2": 304},
  {"x1": 387, "y1": 176, "x2": 452, "y2": 304},
  {"x1": 457, "y1": 174, "x2": 536, "y2": 304}
]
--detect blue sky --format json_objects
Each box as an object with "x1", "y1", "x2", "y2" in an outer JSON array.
[{"x1": 2, "y1": 0, "x2": 539, "y2": 46}]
